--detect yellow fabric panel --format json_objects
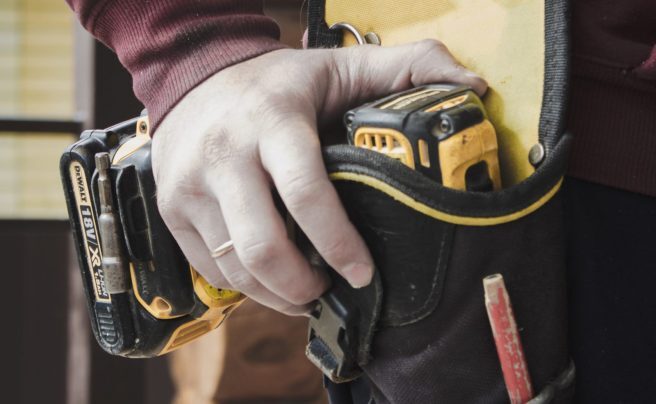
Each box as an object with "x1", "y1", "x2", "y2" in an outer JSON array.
[{"x1": 325, "y1": 0, "x2": 545, "y2": 184}]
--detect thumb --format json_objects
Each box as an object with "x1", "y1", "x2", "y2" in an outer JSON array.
[{"x1": 321, "y1": 39, "x2": 487, "y2": 117}]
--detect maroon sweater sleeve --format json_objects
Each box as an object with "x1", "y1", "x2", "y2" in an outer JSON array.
[
  {"x1": 567, "y1": 0, "x2": 656, "y2": 197},
  {"x1": 67, "y1": 0, "x2": 287, "y2": 131}
]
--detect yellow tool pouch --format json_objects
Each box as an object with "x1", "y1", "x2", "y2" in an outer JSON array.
[{"x1": 304, "y1": 1, "x2": 575, "y2": 402}]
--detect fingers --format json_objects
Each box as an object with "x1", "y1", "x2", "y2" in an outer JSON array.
[
  {"x1": 192, "y1": 205, "x2": 313, "y2": 315},
  {"x1": 206, "y1": 159, "x2": 331, "y2": 306},
  {"x1": 151, "y1": 42, "x2": 489, "y2": 320},
  {"x1": 210, "y1": 245, "x2": 314, "y2": 316},
  {"x1": 172, "y1": 225, "x2": 232, "y2": 289},
  {"x1": 403, "y1": 39, "x2": 488, "y2": 94},
  {"x1": 161, "y1": 196, "x2": 311, "y2": 316},
  {"x1": 321, "y1": 39, "x2": 487, "y2": 118},
  {"x1": 260, "y1": 115, "x2": 375, "y2": 288}
]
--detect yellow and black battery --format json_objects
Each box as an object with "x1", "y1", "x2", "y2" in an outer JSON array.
[
  {"x1": 346, "y1": 84, "x2": 501, "y2": 191},
  {"x1": 61, "y1": 114, "x2": 244, "y2": 357}
]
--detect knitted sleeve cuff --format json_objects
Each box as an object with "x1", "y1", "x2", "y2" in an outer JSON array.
[{"x1": 68, "y1": 0, "x2": 287, "y2": 131}]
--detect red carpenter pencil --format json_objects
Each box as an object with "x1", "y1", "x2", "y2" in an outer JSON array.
[{"x1": 483, "y1": 274, "x2": 534, "y2": 404}]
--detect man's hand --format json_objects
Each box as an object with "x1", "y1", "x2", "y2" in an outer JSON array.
[{"x1": 152, "y1": 40, "x2": 486, "y2": 315}]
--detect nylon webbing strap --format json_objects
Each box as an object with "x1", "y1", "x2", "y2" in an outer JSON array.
[{"x1": 308, "y1": 0, "x2": 342, "y2": 49}]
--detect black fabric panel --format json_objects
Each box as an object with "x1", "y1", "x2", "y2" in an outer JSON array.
[
  {"x1": 308, "y1": 0, "x2": 342, "y2": 49},
  {"x1": 539, "y1": 0, "x2": 570, "y2": 153},
  {"x1": 323, "y1": 134, "x2": 570, "y2": 219},
  {"x1": 362, "y1": 194, "x2": 569, "y2": 403},
  {"x1": 564, "y1": 178, "x2": 656, "y2": 403},
  {"x1": 333, "y1": 180, "x2": 455, "y2": 327}
]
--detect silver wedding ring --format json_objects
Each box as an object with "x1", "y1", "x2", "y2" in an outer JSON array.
[{"x1": 211, "y1": 240, "x2": 234, "y2": 258}]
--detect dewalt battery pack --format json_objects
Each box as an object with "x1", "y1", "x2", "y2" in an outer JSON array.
[
  {"x1": 346, "y1": 84, "x2": 501, "y2": 191},
  {"x1": 61, "y1": 114, "x2": 244, "y2": 357}
]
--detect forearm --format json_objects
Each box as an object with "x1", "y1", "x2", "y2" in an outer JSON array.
[{"x1": 66, "y1": 0, "x2": 287, "y2": 130}]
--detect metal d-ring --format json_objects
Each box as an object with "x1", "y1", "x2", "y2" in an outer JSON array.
[{"x1": 329, "y1": 22, "x2": 381, "y2": 45}]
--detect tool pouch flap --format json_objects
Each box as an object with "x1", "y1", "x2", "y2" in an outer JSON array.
[
  {"x1": 305, "y1": 0, "x2": 575, "y2": 402},
  {"x1": 323, "y1": 135, "x2": 569, "y2": 325}
]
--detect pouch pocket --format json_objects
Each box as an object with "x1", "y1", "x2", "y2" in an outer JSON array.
[{"x1": 321, "y1": 135, "x2": 574, "y2": 403}]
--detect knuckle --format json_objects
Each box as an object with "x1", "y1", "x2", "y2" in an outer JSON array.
[
  {"x1": 201, "y1": 124, "x2": 243, "y2": 168},
  {"x1": 279, "y1": 171, "x2": 323, "y2": 210},
  {"x1": 318, "y1": 236, "x2": 353, "y2": 267},
  {"x1": 251, "y1": 97, "x2": 315, "y2": 141},
  {"x1": 156, "y1": 189, "x2": 182, "y2": 226},
  {"x1": 252, "y1": 103, "x2": 295, "y2": 135},
  {"x1": 417, "y1": 38, "x2": 446, "y2": 53},
  {"x1": 330, "y1": 47, "x2": 368, "y2": 97},
  {"x1": 238, "y1": 239, "x2": 282, "y2": 271},
  {"x1": 285, "y1": 286, "x2": 319, "y2": 306},
  {"x1": 156, "y1": 175, "x2": 207, "y2": 228}
]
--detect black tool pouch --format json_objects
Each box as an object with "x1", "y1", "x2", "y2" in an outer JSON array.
[{"x1": 305, "y1": 0, "x2": 575, "y2": 402}]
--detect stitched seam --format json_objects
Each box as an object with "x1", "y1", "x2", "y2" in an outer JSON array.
[{"x1": 389, "y1": 227, "x2": 450, "y2": 326}]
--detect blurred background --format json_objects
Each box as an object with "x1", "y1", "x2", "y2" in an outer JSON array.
[{"x1": 1, "y1": 1, "x2": 326, "y2": 403}]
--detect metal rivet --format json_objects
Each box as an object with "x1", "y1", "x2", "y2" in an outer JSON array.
[
  {"x1": 439, "y1": 119, "x2": 451, "y2": 133},
  {"x1": 345, "y1": 115, "x2": 354, "y2": 129},
  {"x1": 529, "y1": 143, "x2": 546, "y2": 166},
  {"x1": 138, "y1": 121, "x2": 148, "y2": 134},
  {"x1": 364, "y1": 32, "x2": 381, "y2": 45}
]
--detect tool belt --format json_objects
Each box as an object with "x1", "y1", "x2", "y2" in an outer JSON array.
[{"x1": 304, "y1": 1, "x2": 575, "y2": 402}]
